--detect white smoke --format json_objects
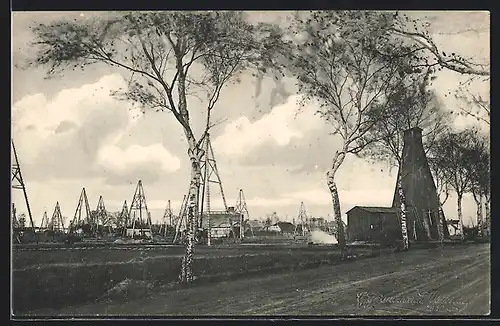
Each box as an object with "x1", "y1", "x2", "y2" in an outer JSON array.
[{"x1": 309, "y1": 230, "x2": 338, "y2": 245}]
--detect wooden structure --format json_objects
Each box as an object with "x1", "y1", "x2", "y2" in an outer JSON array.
[
  {"x1": 346, "y1": 206, "x2": 401, "y2": 243},
  {"x1": 199, "y1": 207, "x2": 243, "y2": 239},
  {"x1": 11, "y1": 140, "x2": 35, "y2": 231},
  {"x1": 126, "y1": 180, "x2": 153, "y2": 238},
  {"x1": 294, "y1": 202, "x2": 309, "y2": 236},
  {"x1": 392, "y1": 127, "x2": 449, "y2": 242}
]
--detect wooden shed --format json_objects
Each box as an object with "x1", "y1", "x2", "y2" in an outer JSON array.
[
  {"x1": 200, "y1": 211, "x2": 243, "y2": 239},
  {"x1": 346, "y1": 206, "x2": 402, "y2": 244}
]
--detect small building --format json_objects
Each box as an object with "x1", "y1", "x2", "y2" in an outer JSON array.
[
  {"x1": 266, "y1": 224, "x2": 282, "y2": 233},
  {"x1": 201, "y1": 209, "x2": 243, "y2": 239},
  {"x1": 346, "y1": 206, "x2": 402, "y2": 243},
  {"x1": 125, "y1": 228, "x2": 153, "y2": 239},
  {"x1": 447, "y1": 219, "x2": 460, "y2": 236},
  {"x1": 248, "y1": 219, "x2": 264, "y2": 231}
]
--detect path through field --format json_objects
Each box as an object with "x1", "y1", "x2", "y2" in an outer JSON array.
[{"x1": 28, "y1": 244, "x2": 490, "y2": 316}]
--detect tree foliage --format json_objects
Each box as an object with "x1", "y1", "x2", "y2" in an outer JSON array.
[
  {"x1": 31, "y1": 11, "x2": 286, "y2": 141},
  {"x1": 362, "y1": 71, "x2": 452, "y2": 167},
  {"x1": 429, "y1": 127, "x2": 485, "y2": 199},
  {"x1": 30, "y1": 11, "x2": 287, "y2": 284},
  {"x1": 286, "y1": 11, "x2": 429, "y2": 157},
  {"x1": 388, "y1": 12, "x2": 490, "y2": 77},
  {"x1": 465, "y1": 132, "x2": 490, "y2": 200},
  {"x1": 453, "y1": 83, "x2": 490, "y2": 126}
]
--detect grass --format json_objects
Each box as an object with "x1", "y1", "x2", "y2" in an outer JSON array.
[
  {"x1": 15, "y1": 240, "x2": 477, "y2": 315},
  {"x1": 13, "y1": 244, "x2": 367, "y2": 314}
]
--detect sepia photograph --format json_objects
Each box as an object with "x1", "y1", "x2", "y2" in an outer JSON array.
[{"x1": 11, "y1": 10, "x2": 490, "y2": 318}]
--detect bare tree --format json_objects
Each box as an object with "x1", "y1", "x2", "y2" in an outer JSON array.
[
  {"x1": 363, "y1": 71, "x2": 452, "y2": 167},
  {"x1": 431, "y1": 128, "x2": 482, "y2": 240},
  {"x1": 453, "y1": 84, "x2": 490, "y2": 126},
  {"x1": 388, "y1": 12, "x2": 490, "y2": 77},
  {"x1": 284, "y1": 11, "x2": 430, "y2": 249},
  {"x1": 30, "y1": 11, "x2": 285, "y2": 283},
  {"x1": 465, "y1": 133, "x2": 490, "y2": 237}
]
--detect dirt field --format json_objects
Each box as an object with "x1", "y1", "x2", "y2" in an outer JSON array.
[{"x1": 24, "y1": 243, "x2": 490, "y2": 316}]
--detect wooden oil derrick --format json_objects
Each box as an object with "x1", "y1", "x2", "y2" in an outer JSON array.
[
  {"x1": 118, "y1": 200, "x2": 129, "y2": 229},
  {"x1": 11, "y1": 140, "x2": 35, "y2": 231},
  {"x1": 199, "y1": 132, "x2": 231, "y2": 245},
  {"x1": 173, "y1": 195, "x2": 188, "y2": 243},
  {"x1": 294, "y1": 202, "x2": 308, "y2": 236},
  {"x1": 160, "y1": 200, "x2": 173, "y2": 237},
  {"x1": 40, "y1": 211, "x2": 49, "y2": 230},
  {"x1": 175, "y1": 133, "x2": 232, "y2": 245},
  {"x1": 49, "y1": 202, "x2": 65, "y2": 232},
  {"x1": 392, "y1": 127, "x2": 447, "y2": 243},
  {"x1": 95, "y1": 196, "x2": 112, "y2": 233},
  {"x1": 235, "y1": 189, "x2": 251, "y2": 237},
  {"x1": 127, "y1": 180, "x2": 152, "y2": 238},
  {"x1": 70, "y1": 188, "x2": 94, "y2": 234}
]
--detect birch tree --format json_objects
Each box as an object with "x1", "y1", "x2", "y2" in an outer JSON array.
[
  {"x1": 431, "y1": 128, "x2": 481, "y2": 241},
  {"x1": 465, "y1": 133, "x2": 490, "y2": 237},
  {"x1": 388, "y1": 12, "x2": 490, "y2": 77},
  {"x1": 363, "y1": 72, "x2": 451, "y2": 168},
  {"x1": 454, "y1": 85, "x2": 490, "y2": 126},
  {"x1": 285, "y1": 11, "x2": 429, "y2": 249},
  {"x1": 30, "y1": 11, "x2": 285, "y2": 283}
]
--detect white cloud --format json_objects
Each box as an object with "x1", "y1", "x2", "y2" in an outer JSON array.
[
  {"x1": 11, "y1": 73, "x2": 181, "y2": 182},
  {"x1": 13, "y1": 74, "x2": 139, "y2": 134},
  {"x1": 97, "y1": 143, "x2": 181, "y2": 174},
  {"x1": 245, "y1": 197, "x2": 294, "y2": 208},
  {"x1": 213, "y1": 94, "x2": 324, "y2": 157}
]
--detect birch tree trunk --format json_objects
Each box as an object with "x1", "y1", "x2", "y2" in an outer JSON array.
[
  {"x1": 326, "y1": 150, "x2": 347, "y2": 250},
  {"x1": 176, "y1": 61, "x2": 204, "y2": 284},
  {"x1": 472, "y1": 191, "x2": 483, "y2": 238},
  {"x1": 484, "y1": 193, "x2": 490, "y2": 237},
  {"x1": 457, "y1": 193, "x2": 464, "y2": 241},
  {"x1": 179, "y1": 148, "x2": 202, "y2": 284},
  {"x1": 437, "y1": 206, "x2": 444, "y2": 247},
  {"x1": 397, "y1": 176, "x2": 409, "y2": 251},
  {"x1": 422, "y1": 210, "x2": 432, "y2": 240}
]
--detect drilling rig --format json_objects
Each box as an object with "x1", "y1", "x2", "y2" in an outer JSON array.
[
  {"x1": 294, "y1": 202, "x2": 309, "y2": 237},
  {"x1": 174, "y1": 133, "x2": 240, "y2": 246},
  {"x1": 70, "y1": 187, "x2": 95, "y2": 237},
  {"x1": 235, "y1": 189, "x2": 251, "y2": 237},
  {"x1": 95, "y1": 196, "x2": 112, "y2": 235},
  {"x1": 160, "y1": 200, "x2": 173, "y2": 237},
  {"x1": 125, "y1": 180, "x2": 153, "y2": 239},
  {"x1": 11, "y1": 139, "x2": 36, "y2": 243}
]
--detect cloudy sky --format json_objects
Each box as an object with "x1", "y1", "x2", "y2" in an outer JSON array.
[{"x1": 11, "y1": 11, "x2": 489, "y2": 227}]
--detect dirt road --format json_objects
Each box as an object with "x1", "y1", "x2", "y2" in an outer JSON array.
[{"x1": 28, "y1": 244, "x2": 490, "y2": 316}]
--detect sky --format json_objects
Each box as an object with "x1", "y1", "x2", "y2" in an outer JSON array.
[{"x1": 11, "y1": 11, "x2": 490, "y2": 228}]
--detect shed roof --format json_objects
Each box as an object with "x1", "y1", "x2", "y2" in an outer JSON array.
[{"x1": 346, "y1": 206, "x2": 398, "y2": 214}]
